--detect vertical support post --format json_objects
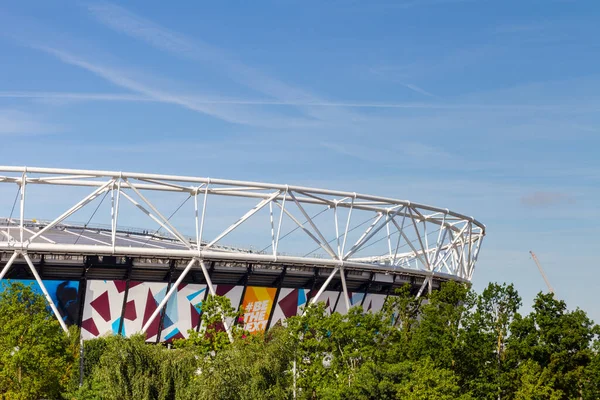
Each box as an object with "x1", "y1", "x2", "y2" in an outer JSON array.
[
  {"x1": 274, "y1": 187, "x2": 287, "y2": 258},
  {"x1": 431, "y1": 222, "x2": 448, "y2": 270},
  {"x1": 334, "y1": 203, "x2": 341, "y2": 259},
  {"x1": 200, "y1": 260, "x2": 217, "y2": 297},
  {"x1": 305, "y1": 268, "x2": 320, "y2": 305},
  {"x1": 360, "y1": 272, "x2": 375, "y2": 308},
  {"x1": 339, "y1": 267, "x2": 351, "y2": 312},
  {"x1": 340, "y1": 196, "x2": 355, "y2": 257},
  {"x1": 77, "y1": 257, "x2": 92, "y2": 330},
  {"x1": 386, "y1": 220, "x2": 393, "y2": 260},
  {"x1": 194, "y1": 261, "x2": 214, "y2": 332},
  {"x1": 265, "y1": 266, "x2": 286, "y2": 331},
  {"x1": 110, "y1": 183, "x2": 114, "y2": 243},
  {"x1": 199, "y1": 260, "x2": 234, "y2": 343},
  {"x1": 269, "y1": 202, "x2": 276, "y2": 256},
  {"x1": 428, "y1": 274, "x2": 433, "y2": 295},
  {"x1": 117, "y1": 257, "x2": 134, "y2": 336},
  {"x1": 292, "y1": 358, "x2": 297, "y2": 399},
  {"x1": 331, "y1": 291, "x2": 342, "y2": 314},
  {"x1": 392, "y1": 213, "x2": 407, "y2": 266},
  {"x1": 22, "y1": 252, "x2": 69, "y2": 333},
  {"x1": 141, "y1": 258, "x2": 196, "y2": 334},
  {"x1": 79, "y1": 336, "x2": 84, "y2": 387},
  {"x1": 194, "y1": 188, "x2": 200, "y2": 249},
  {"x1": 423, "y1": 220, "x2": 429, "y2": 265},
  {"x1": 199, "y1": 180, "x2": 209, "y2": 247},
  {"x1": 111, "y1": 179, "x2": 121, "y2": 249},
  {"x1": 19, "y1": 172, "x2": 26, "y2": 243}
]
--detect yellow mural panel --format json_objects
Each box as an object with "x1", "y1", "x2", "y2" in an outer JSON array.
[{"x1": 241, "y1": 286, "x2": 277, "y2": 333}]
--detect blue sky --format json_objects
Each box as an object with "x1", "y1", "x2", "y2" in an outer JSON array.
[{"x1": 1, "y1": 1, "x2": 599, "y2": 321}]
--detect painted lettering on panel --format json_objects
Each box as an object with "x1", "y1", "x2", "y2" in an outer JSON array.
[{"x1": 241, "y1": 286, "x2": 277, "y2": 333}]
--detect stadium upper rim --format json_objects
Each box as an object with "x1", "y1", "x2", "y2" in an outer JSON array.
[{"x1": 0, "y1": 166, "x2": 485, "y2": 285}]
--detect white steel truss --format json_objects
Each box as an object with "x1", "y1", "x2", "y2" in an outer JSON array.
[{"x1": 0, "y1": 166, "x2": 486, "y2": 333}]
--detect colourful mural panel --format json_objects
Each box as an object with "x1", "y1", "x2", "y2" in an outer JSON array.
[
  {"x1": 76, "y1": 279, "x2": 390, "y2": 341},
  {"x1": 199, "y1": 284, "x2": 244, "y2": 332},
  {"x1": 270, "y1": 288, "x2": 310, "y2": 326},
  {"x1": 241, "y1": 286, "x2": 277, "y2": 333},
  {"x1": 335, "y1": 292, "x2": 386, "y2": 314},
  {"x1": 160, "y1": 283, "x2": 207, "y2": 341},
  {"x1": 80, "y1": 280, "x2": 126, "y2": 339},
  {"x1": 308, "y1": 290, "x2": 340, "y2": 315},
  {"x1": 121, "y1": 281, "x2": 168, "y2": 342},
  {"x1": 0, "y1": 279, "x2": 80, "y2": 325},
  {"x1": 362, "y1": 293, "x2": 387, "y2": 313}
]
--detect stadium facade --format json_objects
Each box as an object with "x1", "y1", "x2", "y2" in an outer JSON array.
[{"x1": 0, "y1": 167, "x2": 485, "y2": 342}]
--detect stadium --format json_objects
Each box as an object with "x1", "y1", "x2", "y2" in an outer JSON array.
[{"x1": 0, "y1": 166, "x2": 485, "y2": 342}]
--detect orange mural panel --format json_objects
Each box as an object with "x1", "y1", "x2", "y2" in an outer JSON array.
[{"x1": 241, "y1": 286, "x2": 277, "y2": 333}]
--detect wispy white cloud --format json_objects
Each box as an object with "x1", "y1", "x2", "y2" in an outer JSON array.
[
  {"x1": 87, "y1": 3, "x2": 359, "y2": 125},
  {"x1": 369, "y1": 65, "x2": 433, "y2": 95},
  {"x1": 0, "y1": 109, "x2": 59, "y2": 135},
  {"x1": 399, "y1": 82, "x2": 437, "y2": 98},
  {"x1": 3, "y1": 90, "x2": 594, "y2": 113},
  {"x1": 0, "y1": 91, "x2": 151, "y2": 102},
  {"x1": 28, "y1": 45, "x2": 317, "y2": 128},
  {"x1": 87, "y1": 2, "x2": 311, "y2": 101}
]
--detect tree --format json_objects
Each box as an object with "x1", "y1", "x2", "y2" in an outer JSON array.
[
  {"x1": 190, "y1": 327, "x2": 293, "y2": 400},
  {"x1": 408, "y1": 281, "x2": 474, "y2": 368},
  {"x1": 174, "y1": 294, "x2": 243, "y2": 355},
  {"x1": 459, "y1": 283, "x2": 522, "y2": 399},
  {"x1": 506, "y1": 292, "x2": 597, "y2": 399},
  {"x1": 394, "y1": 358, "x2": 472, "y2": 400},
  {"x1": 0, "y1": 281, "x2": 77, "y2": 399},
  {"x1": 78, "y1": 334, "x2": 200, "y2": 400},
  {"x1": 4, "y1": 280, "x2": 599, "y2": 399},
  {"x1": 512, "y1": 360, "x2": 563, "y2": 400},
  {"x1": 580, "y1": 325, "x2": 600, "y2": 399}
]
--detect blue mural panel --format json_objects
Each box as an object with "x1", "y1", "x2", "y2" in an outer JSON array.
[{"x1": 0, "y1": 279, "x2": 81, "y2": 325}]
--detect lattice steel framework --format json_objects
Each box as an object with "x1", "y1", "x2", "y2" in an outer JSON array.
[{"x1": 0, "y1": 166, "x2": 485, "y2": 336}]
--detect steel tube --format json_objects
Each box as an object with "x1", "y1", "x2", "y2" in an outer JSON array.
[
  {"x1": 0, "y1": 166, "x2": 485, "y2": 230},
  {"x1": 22, "y1": 252, "x2": 69, "y2": 333}
]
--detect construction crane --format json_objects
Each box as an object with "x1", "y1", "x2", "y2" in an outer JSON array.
[{"x1": 529, "y1": 251, "x2": 554, "y2": 294}]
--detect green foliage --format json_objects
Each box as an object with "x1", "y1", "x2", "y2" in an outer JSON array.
[
  {"x1": 393, "y1": 358, "x2": 472, "y2": 400},
  {"x1": 173, "y1": 294, "x2": 243, "y2": 355},
  {"x1": 581, "y1": 330, "x2": 600, "y2": 399},
  {"x1": 0, "y1": 281, "x2": 76, "y2": 400},
  {"x1": 506, "y1": 293, "x2": 597, "y2": 399},
  {"x1": 408, "y1": 281, "x2": 474, "y2": 367},
  {"x1": 75, "y1": 334, "x2": 200, "y2": 400},
  {"x1": 512, "y1": 360, "x2": 563, "y2": 400},
  {"x1": 191, "y1": 327, "x2": 293, "y2": 400},
  {"x1": 459, "y1": 282, "x2": 522, "y2": 399},
  {"x1": 1, "y1": 280, "x2": 599, "y2": 399}
]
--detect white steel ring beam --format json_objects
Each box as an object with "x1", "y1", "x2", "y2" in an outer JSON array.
[{"x1": 0, "y1": 166, "x2": 486, "y2": 289}]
